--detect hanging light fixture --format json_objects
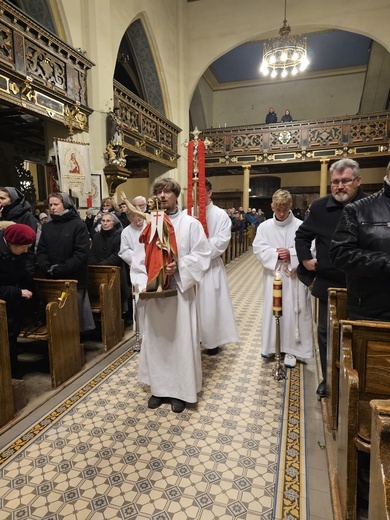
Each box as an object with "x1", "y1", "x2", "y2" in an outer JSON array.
[{"x1": 260, "y1": 0, "x2": 309, "y2": 78}]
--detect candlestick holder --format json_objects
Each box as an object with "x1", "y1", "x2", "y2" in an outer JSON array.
[
  {"x1": 272, "y1": 273, "x2": 286, "y2": 381},
  {"x1": 273, "y1": 315, "x2": 286, "y2": 380}
]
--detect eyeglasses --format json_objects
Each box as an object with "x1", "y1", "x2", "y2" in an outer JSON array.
[{"x1": 330, "y1": 177, "x2": 358, "y2": 186}]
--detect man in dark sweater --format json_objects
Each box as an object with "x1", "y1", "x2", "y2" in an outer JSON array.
[{"x1": 295, "y1": 159, "x2": 367, "y2": 397}]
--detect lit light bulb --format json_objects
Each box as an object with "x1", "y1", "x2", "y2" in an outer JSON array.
[
  {"x1": 300, "y1": 56, "x2": 309, "y2": 71},
  {"x1": 292, "y1": 67, "x2": 298, "y2": 75},
  {"x1": 292, "y1": 51, "x2": 299, "y2": 61},
  {"x1": 269, "y1": 55, "x2": 276, "y2": 64},
  {"x1": 281, "y1": 69, "x2": 288, "y2": 78},
  {"x1": 281, "y1": 51, "x2": 288, "y2": 62},
  {"x1": 271, "y1": 69, "x2": 277, "y2": 78},
  {"x1": 260, "y1": 61, "x2": 269, "y2": 75}
]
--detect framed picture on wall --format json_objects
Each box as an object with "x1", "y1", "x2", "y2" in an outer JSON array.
[
  {"x1": 91, "y1": 174, "x2": 102, "y2": 208},
  {"x1": 54, "y1": 139, "x2": 91, "y2": 207}
]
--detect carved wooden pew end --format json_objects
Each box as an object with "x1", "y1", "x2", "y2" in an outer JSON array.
[
  {"x1": 337, "y1": 320, "x2": 390, "y2": 520},
  {"x1": 88, "y1": 266, "x2": 124, "y2": 351},
  {"x1": 369, "y1": 399, "x2": 390, "y2": 520},
  {"x1": 326, "y1": 287, "x2": 347, "y2": 432},
  {"x1": 19, "y1": 279, "x2": 83, "y2": 388}
]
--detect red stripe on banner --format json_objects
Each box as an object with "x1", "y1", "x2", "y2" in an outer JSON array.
[
  {"x1": 197, "y1": 140, "x2": 208, "y2": 237},
  {"x1": 187, "y1": 141, "x2": 194, "y2": 215}
]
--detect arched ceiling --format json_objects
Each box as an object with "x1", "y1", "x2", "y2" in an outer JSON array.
[{"x1": 209, "y1": 30, "x2": 372, "y2": 85}]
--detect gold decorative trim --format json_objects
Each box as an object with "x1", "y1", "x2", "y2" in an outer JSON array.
[
  {"x1": 0, "y1": 349, "x2": 135, "y2": 467},
  {"x1": 275, "y1": 363, "x2": 307, "y2": 519}
]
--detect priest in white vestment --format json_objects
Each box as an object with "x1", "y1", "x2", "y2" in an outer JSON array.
[
  {"x1": 253, "y1": 189, "x2": 313, "y2": 367},
  {"x1": 131, "y1": 178, "x2": 211, "y2": 413},
  {"x1": 197, "y1": 179, "x2": 239, "y2": 355}
]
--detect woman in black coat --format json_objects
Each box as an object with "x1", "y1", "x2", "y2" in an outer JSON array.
[
  {"x1": 281, "y1": 109, "x2": 293, "y2": 123},
  {"x1": 90, "y1": 197, "x2": 120, "y2": 238},
  {"x1": 36, "y1": 192, "x2": 95, "y2": 333},
  {"x1": 88, "y1": 212, "x2": 129, "y2": 313},
  {"x1": 0, "y1": 223, "x2": 36, "y2": 375},
  {"x1": 0, "y1": 187, "x2": 38, "y2": 232}
]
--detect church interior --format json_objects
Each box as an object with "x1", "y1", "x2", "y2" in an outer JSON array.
[{"x1": 0, "y1": 1, "x2": 390, "y2": 519}]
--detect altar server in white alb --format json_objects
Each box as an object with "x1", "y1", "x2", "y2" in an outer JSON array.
[
  {"x1": 197, "y1": 179, "x2": 240, "y2": 355},
  {"x1": 253, "y1": 189, "x2": 313, "y2": 367},
  {"x1": 131, "y1": 178, "x2": 211, "y2": 413},
  {"x1": 119, "y1": 211, "x2": 147, "y2": 334}
]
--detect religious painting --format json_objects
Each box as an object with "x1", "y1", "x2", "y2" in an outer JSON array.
[
  {"x1": 54, "y1": 139, "x2": 91, "y2": 207},
  {"x1": 90, "y1": 174, "x2": 102, "y2": 208}
]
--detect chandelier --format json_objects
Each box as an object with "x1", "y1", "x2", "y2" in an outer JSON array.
[{"x1": 260, "y1": 0, "x2": 309, "y2": 78}]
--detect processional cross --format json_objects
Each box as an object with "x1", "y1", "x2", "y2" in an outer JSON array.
[{"x1": 183, "y1": 126, "x2": 212, "y2": 234}]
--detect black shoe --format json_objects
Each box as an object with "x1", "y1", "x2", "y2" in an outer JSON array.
[
  {"x1": 207, "y1": 347, "x2": 220, "y2": 356},
  {"x1": 316, "y1": 380, "x2": 327, "y2": 398},
  {"x1": 148, "y1": 395, "x2": 163, "y2": 409},
  {"x1": 171, "y1": 398, "x2": 186, "y2": 413}
]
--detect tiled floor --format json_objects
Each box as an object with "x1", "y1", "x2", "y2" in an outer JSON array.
[{"x1": 0, "y1": 250, "x2": 333, "y2": 520}]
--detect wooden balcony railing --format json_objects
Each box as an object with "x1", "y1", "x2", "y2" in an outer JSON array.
[
  {"x1": 114, "y1": 80, "x2": 181, "y2": 170},
  {"x1": 202, "y1": 112, "x2": 390, "y2": 171},
  {"x1": 0, "y1": 0, "x2": 93, "y2": 131}
]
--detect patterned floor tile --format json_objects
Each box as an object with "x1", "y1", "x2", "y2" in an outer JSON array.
[{"x1": 0, "y1": 250, "x2": 306, "y2": 520}]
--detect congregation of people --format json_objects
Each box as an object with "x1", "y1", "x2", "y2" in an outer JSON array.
[{"x1": 1, "y1": 157, "x2": 390, "y2": 421}]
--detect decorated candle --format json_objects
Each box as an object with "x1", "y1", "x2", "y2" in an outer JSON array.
[{"x1": 273, "y1": 273, "x2": 282, "y2": 316}]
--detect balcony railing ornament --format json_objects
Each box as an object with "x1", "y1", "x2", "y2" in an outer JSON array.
[{"x1": 64, "y1": 103, "x2": 87, "y2": 138}]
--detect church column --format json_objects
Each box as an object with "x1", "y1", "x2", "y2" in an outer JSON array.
[
  {"x1": 242, "y1": 165, "x2": 251, "y2": 209},
  {"x1": 320, "y1": 159, "x2": 329, "y2": 197}
]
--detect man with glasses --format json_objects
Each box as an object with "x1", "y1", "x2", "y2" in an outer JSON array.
[
  {"x1": 330, "y1": 161, "x2": 390, "y2": 322},
  {"x1": 295, "y1": 159, "x2": 366, "y2": 397},
  {"x1": 133, "y1": 195, "x2": 148, "y2": 213}
]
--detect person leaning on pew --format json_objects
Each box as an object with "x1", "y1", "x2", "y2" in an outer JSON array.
[{"x1": 0, "y1": 223, "x2": 36, "y2": 377}]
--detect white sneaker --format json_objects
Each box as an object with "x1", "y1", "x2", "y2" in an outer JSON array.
[{"x1": 284, "y1": 353, "x2": 296, "y2": 368}]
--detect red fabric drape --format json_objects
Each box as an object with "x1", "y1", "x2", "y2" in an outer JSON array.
[
  {"x1": 197, "y1": 140, "x2": 208, "y2": 237},
  {"x1": 186, "y1": 140, "x2": 208, "y2": 237},
  {"x1": 187, "y1": 141, "x2": 194, "y2": 216}
]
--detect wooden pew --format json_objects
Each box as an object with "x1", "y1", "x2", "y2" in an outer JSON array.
[
  {"x1": 88, "y1": 265, "x2": 124, "y2": 351},
  {"x1": 0, "y1": 300, "x2": 14, "y2": 428},
  {"x1": 369, "y1": 399, "x2": 390, "y2": 520},
  {"x1": 19, "y1": 279, "x2": 82, "y2": 388},
  {"x1": 337, "y1": 319, "x2": 390, "y2": 520},
  {"x1": 231, "y1": 231, "x2": 237, "y2": 260},
  {"x1": 327, "y1": 287, "x2": 347, "y2": 431}
]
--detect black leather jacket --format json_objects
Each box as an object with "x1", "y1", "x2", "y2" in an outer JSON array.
[{"x1": 329, "y1": 178, "x2": 390, "y2": 320}]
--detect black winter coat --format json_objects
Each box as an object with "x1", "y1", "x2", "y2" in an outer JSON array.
[
  {"x1": 0, "y1": 188, "x2": 38, "y2": 232},
  {"x1": 265, "y1": 112, "x2": 277, "y2": 124},
  {"x1": 295, "y1": 188, "x2": 367, "y2": 301},
  {"x1": 88, "y1": 227, "x2": 130, "y2": 306},
  {"x1": 88, "y1": 228, "x2": 122, "y2": 266},
  {"x1": 36, "y1": 205, "x2": 90, "y2": 289},
  {"x1": 0, "y1": 232, "x2": 35, "y2": 337},
  {"x1": 329, "y1": 180, "x2": 390, "y2": 320}
]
